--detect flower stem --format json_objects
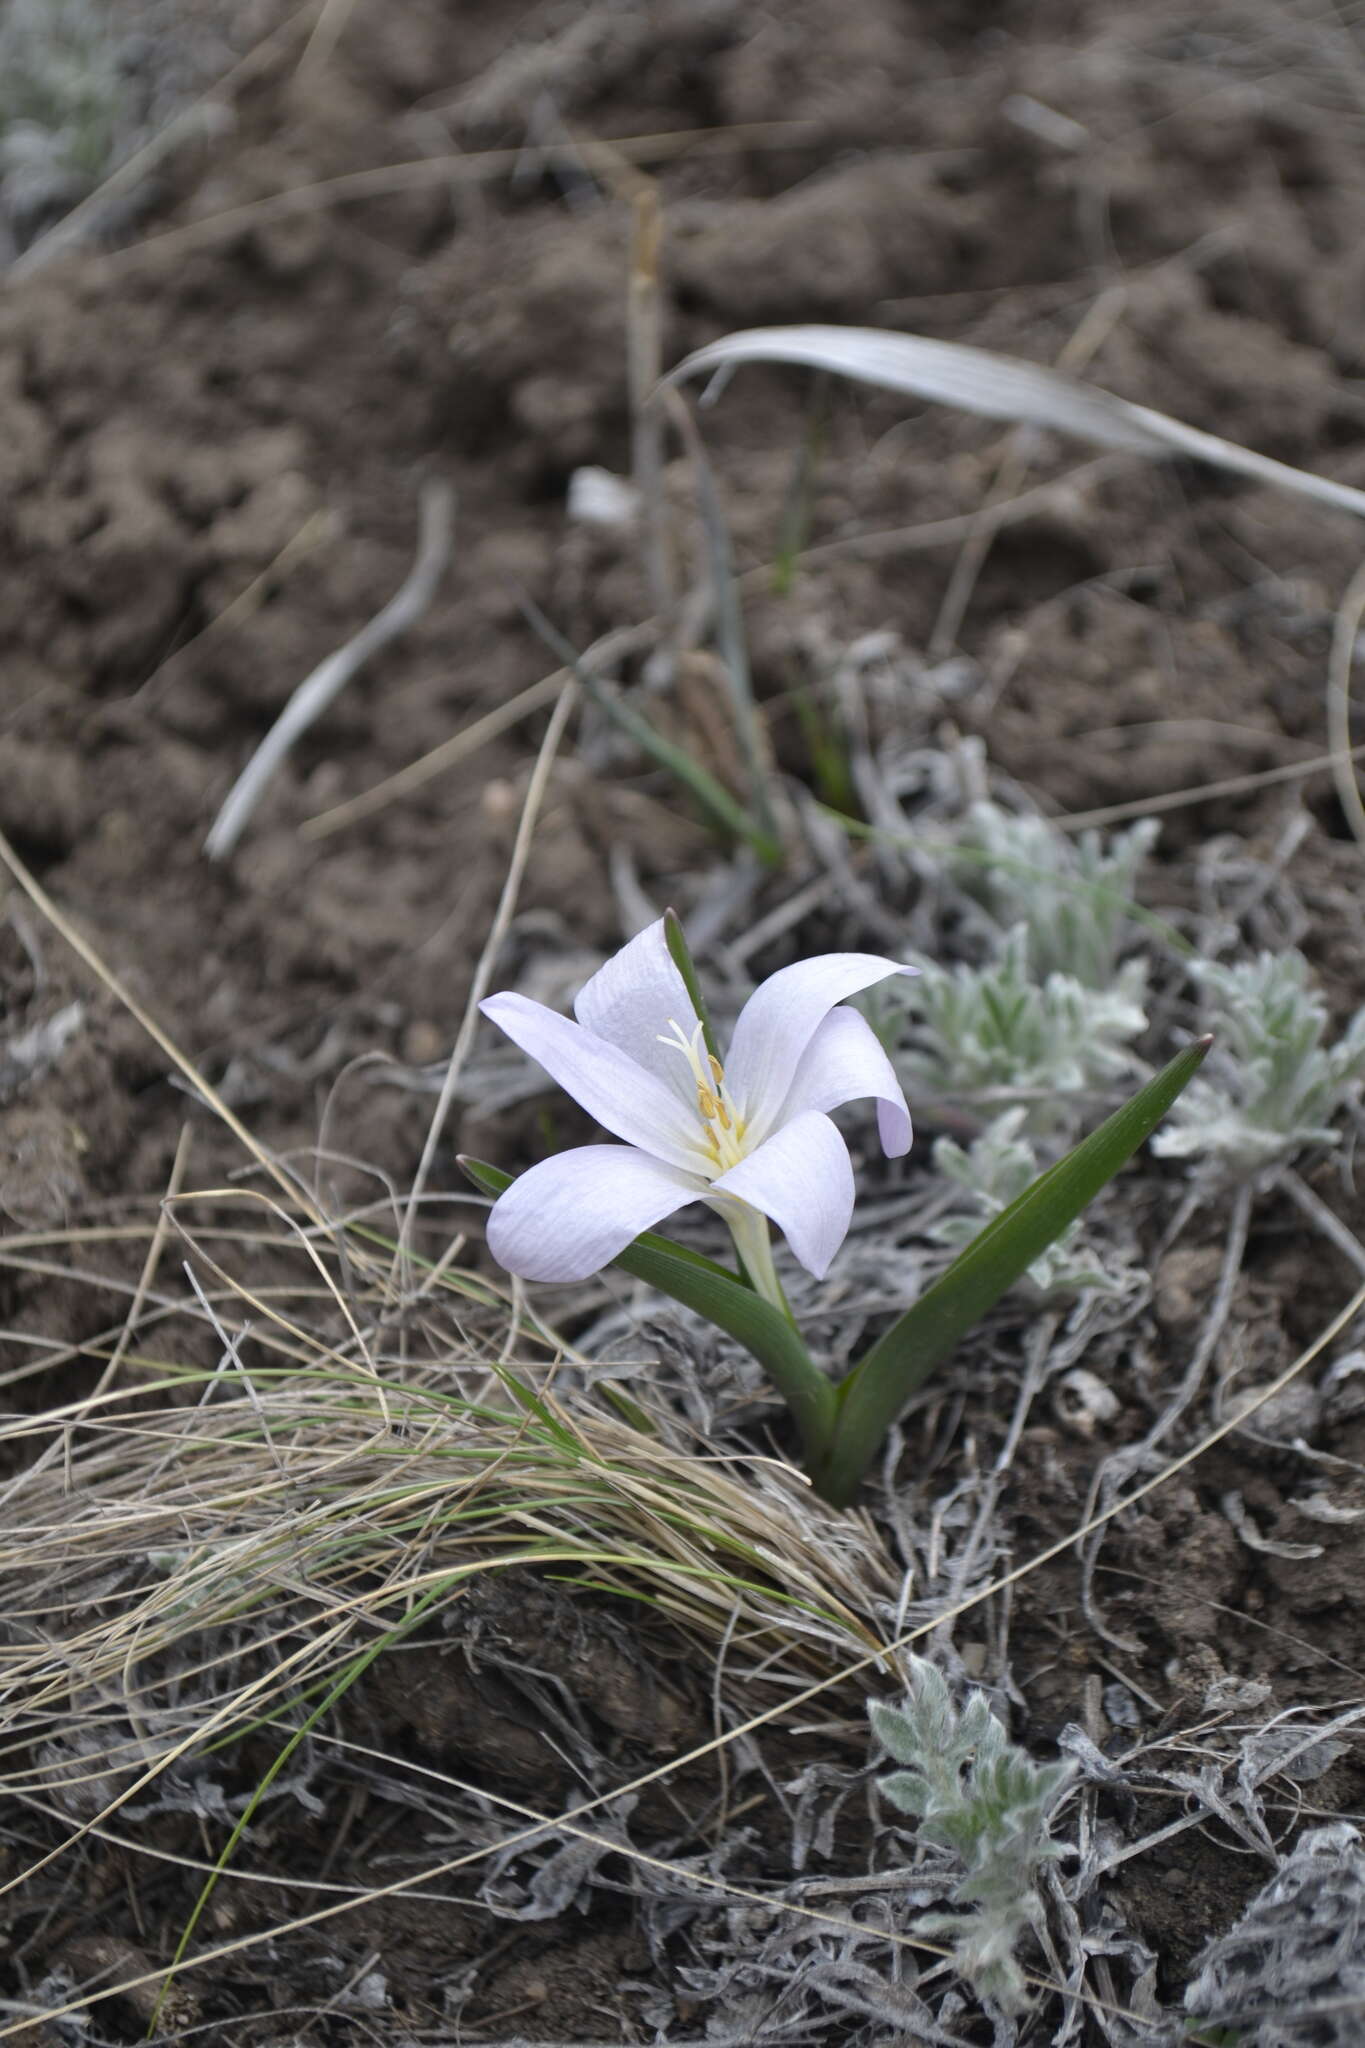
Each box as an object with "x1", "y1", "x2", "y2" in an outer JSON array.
[{"x1": 724, "y1": 1205, "x2": 794, "y2": 1323}]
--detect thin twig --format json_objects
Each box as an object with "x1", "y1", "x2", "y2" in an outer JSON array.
[
  {"x1": 86, "y1": 123, "x2": 823, "y2": 276},
  {"x1": 629, "y1": 185, "x2": 677, "y2": 617},
  {"x1": 296, "y1": 0, "x2": 365, "y2": 79},
  {"x1": 1054, "y1": 738, "x2": 1365, "y2": 832},
  {"x1": 928, "y1": 285, "x2": 1128, "y2": 656},
  {"x1": 298, "y1": 621, "x2": 653, "y2": 840},
  {"x1": 664, "y1": 390, "x2": 781, "y2": 848},
  {"x1": 1078, "y1": 1181, "x2": 1253, "y2": 1651},
  {"x1": 1282, "y1": 1167, "x2": 1365, "y2": 1279},
  {"x1": 396, "y1": 678, "x2": 579, "y2": 1272},
  {"x1": 204, "y1": 481, "x2": 455, "y2": 860},
  {"x1": 135, "y1": 509, "x2": 338, "y2": 706}
]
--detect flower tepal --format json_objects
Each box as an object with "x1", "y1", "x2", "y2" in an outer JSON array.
[{"x1": 477, "y1": 918, "x2": 915, "y2": 1289}]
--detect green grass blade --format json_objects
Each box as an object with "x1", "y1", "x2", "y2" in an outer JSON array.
[
  {"x1": 664, "y1": 907, "x2": 724, "y2": 1066},
  {"x1": 676, "y1": 418, "x2": 780, "y2": 847},
  {"x1": 518, "y1": 594, "x2": 780, "y2": 863},
  {"x1": 813, "y1": 1036, "x2": 1212, "y2": 1504}
]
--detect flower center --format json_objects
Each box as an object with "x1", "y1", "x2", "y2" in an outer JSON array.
[{"x1": 657, "y1": 1016, "x2": 748, "y2": 1173}]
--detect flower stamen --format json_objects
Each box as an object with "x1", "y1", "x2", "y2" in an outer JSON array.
[{"x1": 658, "y1": 1016, "x2": 746, "y2": 1170}]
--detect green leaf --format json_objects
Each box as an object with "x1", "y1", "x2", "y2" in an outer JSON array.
[
  {"x1": 458, "y1": 1157, "x2": 836, "y2": 1459},
  {"x1": 664, "y1": 907, "x2": 724, "y2": 1067},
  {"x1": 811, "y1": 1036, "x2": 1212, "y2": 1504}
]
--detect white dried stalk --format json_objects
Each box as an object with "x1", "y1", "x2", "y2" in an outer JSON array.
[
  {"x1": 204, "y1": 479, "x2": 455, "y2": 861},
  {"x1": 668, "y1": 325, "x2": 1365, "y2": 521}
]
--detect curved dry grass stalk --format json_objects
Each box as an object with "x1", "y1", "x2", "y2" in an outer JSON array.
[
  {"x1": 669, "y1": 323, "x2": 1365, "y2": 522},
  {"x1": 1327, "y1": 557, "x2": 1365, "y2": 853}
]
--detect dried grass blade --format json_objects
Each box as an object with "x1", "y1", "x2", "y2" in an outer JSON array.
[{"x1": 668, "y1": 325, "x2": 1365, "y2": 521}]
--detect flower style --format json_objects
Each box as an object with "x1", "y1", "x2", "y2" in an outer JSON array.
[{"x1": 477, "y1": 917, "x2": 914, "y2": 1295}]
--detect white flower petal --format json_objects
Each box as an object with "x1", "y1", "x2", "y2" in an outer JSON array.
[
  {"x1": 725, "y1": 952, "x2": 916, "y2": 1132},
  {"x1": 486, "y1": 1146, "x2": 706, "y2": 1282},
  {"x1": 480, "y1": 992, "x2": 710, "y2": 1172},
  {"x1": 772, "y1": 1006, "x2": 913, "y2": 1157},
  {"x1": 710, "y1": 1111, "x2": 854, "y2": 1279},
  {"x1": 572, "y1": 916, "x2": 700, "y2": 1102}
]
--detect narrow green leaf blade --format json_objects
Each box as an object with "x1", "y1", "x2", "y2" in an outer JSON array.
[
  {"x1": 815, "y1": 1037, "x2": 1211, "y2": 1503},
  {"x1": 518, "y1": 594, "x2": 781, "y2": 864},
  {"x1": 458, "y1": 1157, "x2": 835, "y2": 1456},
  {"x1": 664, "y1": 907, "x2": 724, "y2": 1067}
]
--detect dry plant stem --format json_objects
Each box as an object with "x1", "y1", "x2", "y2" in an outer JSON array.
[
  {"x1": 92, "y1": 122, "x2": 821, "y2": 276},
  {"x1": 397, "y1": 678, "x2": 579, "y2": 1272},
  {"x1": 934, "y1": 1313, "x2": 1055, "y2": 1651},
  {"x1": 1327, "y1": 556, "x2": 1365, "y2": 851},
  {"x1": 627, "y1": 184, "x2": 677, "y2": 616},
  {"x1": 296, "y1": 0, "x2": 365, "y2": 78},
  {"x1": 7, "y1": 1279, "x2": 1365, "y2": 2043},
  {"x1": 1055, "y1": 738, "x2": 1365, "y2": 832},
  {"x1": 928, "y1": 284, "x2": 1127, "y2": 657},
  {"x1": 136, "y1": 509, "x2": 338, "y2": 705},
  {"x1": 161, "y1": 1188, "x2": 393, "y2": 1430},
  {"x1": 301, "y1": 522, "x2": 1364, "y2": 853},
  {"x1": 298, "y1": 620, "x2": 654, "y2": 838},
  {"x1": 1281, "y1": 1167, "x2": 1365, "y2": 1279},
  {"x1": 204, "y1": 479, "x2": 456, "y2": 860},
  {"x1": 181, "y1": 1261, "x2": 289, "y2": 1485},
  {"x1": 789, "y1": 455, "x2": 1128, "y2": 570}
]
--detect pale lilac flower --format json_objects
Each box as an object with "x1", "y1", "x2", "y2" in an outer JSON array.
[{"x1": 478, "y1": 917, "x2": 914, "y2": 1290}]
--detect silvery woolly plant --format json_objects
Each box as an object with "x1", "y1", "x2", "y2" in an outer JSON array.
[
  {"x1": 898, "y1": 925, "x2": 1148, "y2": 1133},
  {"x1": 895, "y1": 804, "x2": 1157, "y2": 1132},
  {"x1": 870, "y1": 1661, "x2": 1073, "y2": 2015},
  {"x1": 463, "y1": 913, "x2": 1208, "y2": 1505},
  {"x1": 0, "y1": 0, "x2": 121, "y2": 233},
  {"x1": 1184, "y1": 1822, "x2": 1365, "y2": 2048},
  {"x1": 1152, "y1": 950, "x2": 1365, "y2": 1177},
  {"x1": 948, "y1": 802, "x2": 1159, "y2": 990}
]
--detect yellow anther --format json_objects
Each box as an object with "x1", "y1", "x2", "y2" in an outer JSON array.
[{"x1": 659, "y1": 1014, "x2": 745, "y2": 1170}]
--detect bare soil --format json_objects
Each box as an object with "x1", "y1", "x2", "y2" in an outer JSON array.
[{"x1": 5, "y1": 0, "x2": 1365, "y2": 2040}]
